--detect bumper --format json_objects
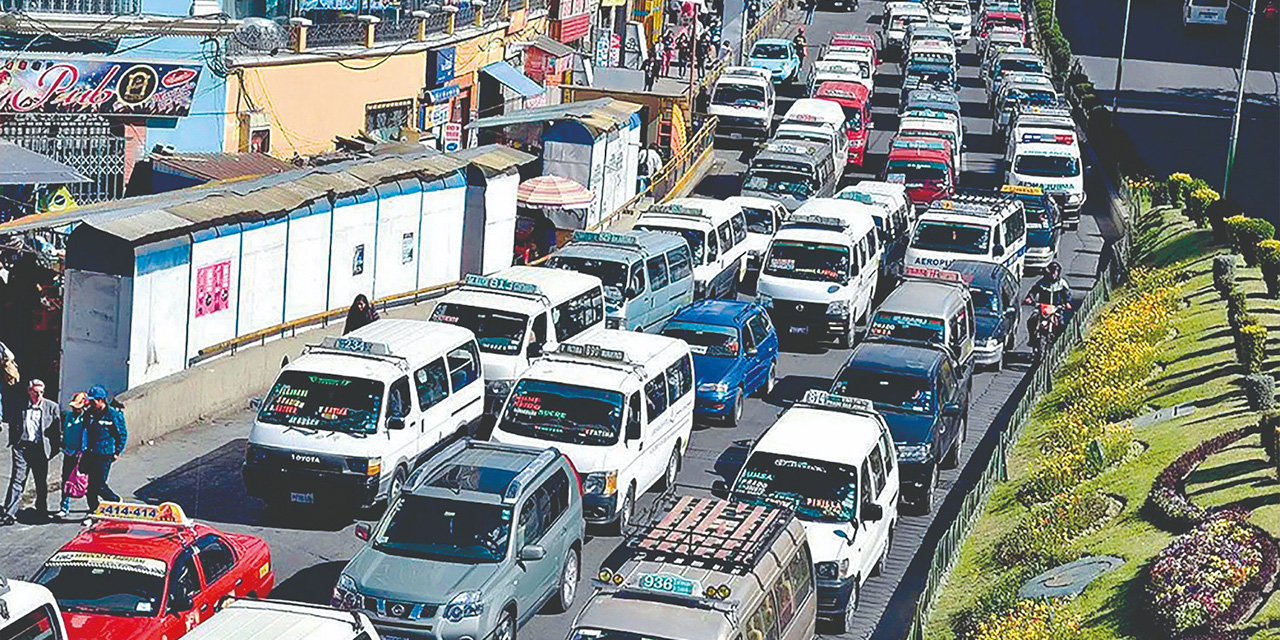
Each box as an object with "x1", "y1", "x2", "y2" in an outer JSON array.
[
  {"x1": 696, "y1": 392, "x2": 737, "y2": 419},
  {"x1": 583, "y1": 491, "x2": 620, "y2": 524},
  {"x1": 973, "y1": 341, "x2": 1003, "y2": 365},
  {"x1": 244, "y1": 464, "x2": 382, "y2": 508},
  {"x1": 1024, "y1": 247, "x2": 1056, "y2": 268},
  {"x1": 715, "y1": 124, "x2": 770, "y2": 142},
  {"x1": 898, "y1": 461, "x2": 937, "y2": 505},
  {"x1": 768, "y1": 308, "x2": 850, "y2": 341},
  {"x1": 817, "y1": 578, "x2": 856, "y2": 618},
  {"x1": 848, "y1": 144, "x2": 866, "y2": 167},
  {"x1": 357, "y1": 609, "x2": 498, "y2": 640}
]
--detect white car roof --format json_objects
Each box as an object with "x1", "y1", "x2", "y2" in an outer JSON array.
[
  {"x1": 664, "y1": 197, "x2": 745, "y2": 224},
  {"x1": 785, "y1": 98, "x2": 848, "y2": 124},
  {"x1": 890, "y1": 2, "x2": 932, "y2": 16},
  {"x1": 917, "y1": 210, "x2": 1001, "y2": 227},
  {"x1": 899, "y1": 116, "x2": 957, "y2": 133},
  {"x1": 1013, "y1": 141, "x2": 1080, "y2": 156},
  {"x1": 289, "y1": 319, "x2": 475, "y2": 381},
  {"x1": 726, "y1": 195, "x2": 787, "y2": 211},
  {"x1": 754, "y1": 406, "x2": 883, "y2": 464},
  {"x1": 720, "y1": 66, "x2": 772, "y2": 84},
  {"x1": 849, "y1": 180, "x2": 909, "y2": 202},
  {"x1": 524, "y1": 329, "x2": 690, "y2": 391},
  {"x1": 791, "y1": 198, "x2": 878, "y2": 236},
  {"x1": 182, "y1": 600, "x2": 374, "y2": 640}
]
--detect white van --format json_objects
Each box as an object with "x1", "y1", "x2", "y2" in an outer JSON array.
[
  {"x1": 492, "y1": 330, "x2": 694, "y2": 530},
  {"x1": 1005, "y1": 129, "x2": 1086, "y2": 214},
  {"x1": 726, "y1": 195, "x2": 789, "y2": 274},
  {"x1": 711, "y1": 67, "x2": 777, "y2": 142},
  {"x1": 898, "y1": 112, "x2": 964, "y2": 171},
  {"x1": 905, "y1": 193, "x2": 1028, "y2": 278},
  {"x1": 837, "y1": 182, "x2": 913, "y2": 282},
  {"x1": 780, "y1": 99, "x2": 851, "y2": 168},
  {"x1": 757, "y1": 198, "x2": 882, "y2": 347},
  {"x1": 0, "y1": 577, "x2": 66, "y2": 640},
  {"x1": 635, "y1": 198, "x2": 750, "y2": 300},
  {"x1": 808, "y1": 59, "x2": 874, "y2": 94},
  {"x1": 182, "y1": 600, "x2": 381, "y2": 640},
  {"x1": 430, "y1": 266, "x2": 606, "y2": 415},
  {"x1": 244, "y1": 319, "x2": 485, "y2": 509},
  {"x1": 727, "y1": 390, "x2": 898, "y2": 632},
  {"x1": 884, "y1": 2, "x2": 932, "y2": 50}
]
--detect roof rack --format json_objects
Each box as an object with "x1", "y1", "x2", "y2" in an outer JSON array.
[
  {"x1": 461, "y1": 274, "x2": 551, "y2": 305},
  {"x1": 646, "y1": 202, "x2": 712, "y2": 220},
  {"x1": 571, "y1": 230, "x2": 643, "y2": 249},
  {"x1": 785, "y1": 213, "x2": 849, "y2": 230},
  {"x1": 545, "y1": 342, "x2": 647, "y2": 376},
  {"x1": 794, "y1": 390, "x2": 883, "y2": 419},
  {"x1": 762, "y1": 141, "x2": 819, "y2": 156},
  {"x1": 930, "y1": 192, "x2": 1018, "y2": 217},
  {"x1": 620, "y1": 493, "x2": 794, "y2": 576},
  {"x1": 305, "y1": 336, "x2": 410, "y2": 371},
  {"x1": 407, "y1": 438, "x2": 560, "y2": 500}
]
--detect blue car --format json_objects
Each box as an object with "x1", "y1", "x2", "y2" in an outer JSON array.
[
  {"x1": 748, "y1": 38, "x2": 801, "y2": 84},
  {"x1": 662, "y1": 300, "x2": 779, "y2": 426}
]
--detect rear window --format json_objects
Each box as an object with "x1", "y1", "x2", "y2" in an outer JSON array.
[{"x1": 870, "y1": 311, "x2": 946, "y2": 344}]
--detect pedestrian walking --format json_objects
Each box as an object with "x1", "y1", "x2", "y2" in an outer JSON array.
[
  {"x1": 661, "y1": 34, "x2": 675, "y2": 76},
  {"x1": 343, "y1": 294, "x2": 379, "y2": 334},
  {"x1": 0, "y1": 340, "x2": 17, "y2": 420},
  {"x1": 56, "y1": 392, "x2": 89, "y2": 519},
  {"x1": 2, "y1": 379, "x2": 61, "y2": 525},
  {"x1": 643, "y1": 52, "x2": 658, "y2": 90},
  {"x1": 81, "y1": 384, "x2": 126, "y2": 517}
]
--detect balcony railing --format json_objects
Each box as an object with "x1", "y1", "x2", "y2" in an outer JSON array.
[
  {"x1": 1, "y1": 0, "x2": 139, "y2": 13},
  {"x1": 373, "y1": 16, "x2": 419, "y2": 43},
  {"x1": 305, "y1": 20, "x2": 365, "y2": 48}
]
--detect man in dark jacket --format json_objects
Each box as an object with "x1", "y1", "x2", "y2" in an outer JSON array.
[
  {"x1": 2, "y1": 379, "x2": 61, "y2": 524},
  {"x1": 81, "y1": 384, "x2": 127, "y2": 516}
]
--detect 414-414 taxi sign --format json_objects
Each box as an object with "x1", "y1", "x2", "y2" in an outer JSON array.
[{"x1": 93, "y1": 501, "x2": 192, "y2": 527}]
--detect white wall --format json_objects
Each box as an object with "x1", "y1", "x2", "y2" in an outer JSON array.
[
  {"x1": 62, "y1": 269, "x2": 132, "y2": 399},
  {"x1": 284, "y1": 203, "x2": 332, "y2": 322},
  {"x1": 622, "y1": 121, "x2": 640, "y2": 207},
  {"x1": 482, "y1": 172, "x2": 519, "y2": 274},
  {"x1": 373, "y1": 185, "x2": 423, "y2": 300},
  {"x1": 327, "y1": 196, "x2": 378, "y2": 309},
  {"x1": 237, "y1": 219, "x2": 288, "y2": 336},
  {"x1": 419, "y1": 184, "x2": 467, "y2": 288},
  {"x1": 129, "y1": 240, "x2": 190, "y2": 388},
  {"x1": 602, "y1": 129, "x2": 627, "y2": 220},
  {"x1": 186, "y1": 228, "x2": 243, "y2": 363}
]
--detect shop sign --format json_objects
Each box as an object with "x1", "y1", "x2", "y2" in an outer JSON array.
[
  {"x1": 426, "y1": 84, "x2": 459, "y2": 104},
  {"x1": 427, "y1": 102, "x2": 451, "y2": 128},
  {"x1": 443, "y1": 122, "x2": 463, "y2": 152},
  {"x1": 427, "y1": 47, "x2": 456, "y2": 88},
  {"x1": 0, "y1": 57, "x2": 202, "y2": 118},
  {"x1": 594, "y1": 34, "x2": 611, "y2": 67}
]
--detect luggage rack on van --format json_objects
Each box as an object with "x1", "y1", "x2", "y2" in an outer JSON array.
[
  {"x1": 645, "y1": 203, "x2": 714, "y2": 222},
  {"x1": 305, "y1": 336, "x2": 411, "y2": 371},
  {"x1": 570, "y1": 231, "x2": 645, "y2": 251},
  {"x1": 931, "y1": 193, "x2": 1019, "y2": 218},
  {"x1": 460, "y1": 274, "x2": 552, "y2": 306},
  {"x1": 794, "y1": 389, "x2": 885, "y2": 419},
  {"x1": 618, "y1": 493, "x2": 794, "y2": 577},
  {"x1": 546, "y1": 342, "x2": 648, "y2": 375},
  {"x1": 784, "y1": 213, "x2": 850, "y2": 231}
]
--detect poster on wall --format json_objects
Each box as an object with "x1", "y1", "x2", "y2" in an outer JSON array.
[
  {"x1": 195, "y1": 260, "x2": 231, "y2": 318},
  {"x1": 608, "y1": 34, "x2": 622, "y2": 67},
  {"x1": 0, "y1": 56, "x2": 203, "y2": 118},
  {"x1": 401, "y1": 233, "x2": 415, "y2": 264},
  {"x1": 353, "y1": 244, "x2": 365, "y2": 276},
  {"x1": 594, "y1": 34, "x2": 611, "y2": 67}
]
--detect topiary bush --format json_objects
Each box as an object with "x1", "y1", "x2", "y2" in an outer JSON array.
[
  {"x1": 1225, "y1": 215, "x2": 1277, "y2": 266},
  {"x1": 1258, "y1": 239, "x2": 1280, "y2": 299},
  {"x1": 1206, "y1": 198, "x2": 1242, "y2": 244},
  {"x1": 1244, "y1": 374, "x2": 1276, "y2": 412},
  {"x1": 1186, "y1": 182, "x2": 1219, "y2": 226},
  {"x1": 1166, "y1": 172, "x2": 1193, "y2": 208},
  {"x1": 950, "y1": 567, "x2": 1038, "y2": 640},
  {"x1": 1235, "y1": 321, "x2": 1269, "y2": 374},
  {"x1": 1227, "y1": 288, "x2": 1255, "y2": 331},
  {"x1": 1213, "y1": 255, "x2": 1237, "y2": 299}
]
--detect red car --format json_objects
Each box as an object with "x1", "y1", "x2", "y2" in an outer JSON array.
[{"x1": 33, "y1": 502, "x2": 274, "y2": 640}]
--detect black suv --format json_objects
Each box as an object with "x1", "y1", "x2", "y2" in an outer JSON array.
[{"x1": 831, "y1": 341, "x2": 970, "y2": 513}]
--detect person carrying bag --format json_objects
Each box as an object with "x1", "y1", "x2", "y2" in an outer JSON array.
[{"x1": 56, "y1": 392, "x2": 90, "y2": 519}]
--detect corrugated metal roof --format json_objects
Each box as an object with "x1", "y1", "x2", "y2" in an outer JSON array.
[
  {"x1": 0, "y1": 149, "x2": 470, "y2": 242},
  {"x1": 466, "y1": 97, "x2": 642, "y2": 133},
  {"x1": 151, "y1": 152, "x2": 294, "y2": 182},
  {"x1": 0, "y1": 139, "x2": 89, "y2": 185},
  {"x1": 530, "y1": 35, "x2": 576, "y2": 59},
  {"x1": 451, "y1": 144, "x2": 535, "y2": 177}
]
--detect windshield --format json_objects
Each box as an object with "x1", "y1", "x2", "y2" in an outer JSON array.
[
  {"x1": 662, "y1": 322, "x2": 741, "y2": 358},
  {"x1": 870, "y1": 311, "x2": 945, "y2": 344},
  {"x1": 1015, "y1": 154, "x2": 1080, "y2": 177},
  {"x1": 638, "y1": 225, "x2": 706, "y2": 266},
  {"x1": 36, "y1": 564, "x2": 164, "y2": 616},
  {"x1": 999, "y1": 59, "x2": 1043, "y2": 75},
  {"x1": 375, "y1": 495, "x2": 510, "y2": 562},
  {"x1": 775, "y1": 130, "x2": 829, "y2": 147},
  {"x1": 497, "y1": 378, "x2": 625, "y2": 446},
  {"x1": 741, "y1": 206, "x2": 776, "y2": 234},
  {"x1": 913, "y1": 220, "x2": 991, "y2": 254},
  {"x1": 753, "y1": 43, "x2": 790, "y2": 59},
  {"x1": 734, "y1": 452, "x2": 859, "y2": 523},
  {"x1": 1023, "y1": 200, "x2": 1052, "y2": 226},
  {"x1": 886, "y1": 160, "x2": 950, "y2": 188},
  {"x1": 431, "y1": 303, "x2": 529, "y2": 355},
  {"x1": 908, "y1": 68, "x2": 954, "y2": 85},
  {"x1": 744, "y1": 171, "x2": 817, "y2": 197},
  {"x1": 892, "y1": 14, "x2": 928, "y2": 29},
  {"x1": 832, "y1": 369, "x2": 937, "y2": 414},
  {"x1": 911, "y1": 52, "x2": 954, "y2": 66},
  {"x1": 986, "y1": 15, "x2": 1024, "y2": 28},
  {"x1": 258, "y1": 371, "x2": 383, "y2": 434},
  {"x1": 971, "y1": 288, "x2": 1001, "y2": 314},
  {"x1": 764, "y1": 241, "x2": 850, "y2": 282},
  {"x1": 550, "y1": 256, "x2": 629, "y2": 303},
  {"x1": 714, "y1": 84, "x2": 767, "y2": 108}
]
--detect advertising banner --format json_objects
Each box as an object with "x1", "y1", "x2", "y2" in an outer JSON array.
[
  {"x1": 0, "y1": 57, "x2": 202, "y2": 118},
  {"x1": 194, "y1": 260, "x2": 231, "y2": 318}
]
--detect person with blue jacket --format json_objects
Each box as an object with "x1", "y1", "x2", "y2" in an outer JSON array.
[{"x1": 80, "y1": 385, "x2": 127, "y2": 515}]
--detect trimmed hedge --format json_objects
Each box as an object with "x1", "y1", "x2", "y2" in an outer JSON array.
[
  {"x1": 1212, "y1": 255, "x2": 1236, "y2": 299},
  {"x1": 1259, "y1": 239, "x2": 1280, "y2": 299},
  {"x1": 1235, "y1": 322, "x2": 1269, "y2": 374},
  {"x1": 1244, "y1": 374, "x2": 1277, "y2": 412},
  {"x1": 1225, "y1": 215, "x2": 1277, "y2": 266}
]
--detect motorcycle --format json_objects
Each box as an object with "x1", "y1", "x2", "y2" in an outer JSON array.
[{"x1": 1028, "y1": 302, "x2": 1059, "y2": 363}]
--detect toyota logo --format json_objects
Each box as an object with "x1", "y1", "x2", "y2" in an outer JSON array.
[
  {"x1": 390, "y1": 603, "x2": 407, "y2": 617},
  {"x1": 291, "y1": 453, "x2": 321, "y2": 464}
]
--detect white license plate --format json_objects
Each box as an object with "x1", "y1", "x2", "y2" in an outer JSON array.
[
  {"x1": 383, "y1": 636, "x2": 408, "y2": 640},
  {"x1": 290, "y1": 492, "x2": 315, "y2": 504},
  {"x1": 731, "y1": 132, "x2": 743, "y2": 139},
  {"x1": 789, "y1": 326, "x2": 809, "y2": 334}
]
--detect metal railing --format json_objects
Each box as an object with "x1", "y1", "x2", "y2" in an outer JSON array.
[
  {"x1": 375, "y1": 17, "x2": 420, "y2": 43},
  {"x1": 305, "y1": 20, "x2": 366, "y2": 48},
  {"x1": 0, "y1": 0, "x2": 138, "y2": 13},
  {"x1": 696, "y1": 0, "x2": 789, "y2": 96}
]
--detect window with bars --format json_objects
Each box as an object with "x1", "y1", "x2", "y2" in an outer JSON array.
[
  {"x1": 0, "y1": 114, "x2": 125, "y2": 205},
  {"x1": 364, "y1": 99, "x2": 415, "y2": 140}
]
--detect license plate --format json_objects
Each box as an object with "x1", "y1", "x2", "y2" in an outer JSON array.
[
  {"x1": 383, "y1": 636, "x2": 408, "y2": 640},
  {"x1": 789, "y1": 326, "x2": 810, "y2": 334},
  {"x1": 731, "y1": 132, "x2": 743, "y2": 139},
  {"x1": 290, "y1": 492, "x2": 314, "y2": 504}
]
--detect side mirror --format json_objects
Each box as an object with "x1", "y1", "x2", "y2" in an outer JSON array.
[
  {"x1": 387, "y1": 417, "x2": 406, "y2": 430},
  {"x1": 355, "y1": 523, "x2": 372, "y2": 541},
  {"x1": 833, "y1": 528, "x2": 855, "y2": 546},
  {"x1": 746, "y1": 347, "x2": 759, "y2": 357},
  {"x1": 248, "y1": 396, "x2": 263, "y2": 411},
  {"x1": 519, "y1": 544, "x2": 547, "y2": 562},
  {"x1": 526, "y1": 342, "x2": 544, "y2": 359},
  {"x1": 862, "y1": 502, "x2": 884, "y2": 522},
  {"x1": 711, "y1": 479, "x2": 729, "y2": 497},
  {"x1": 942, "y1": 402, "x2": 962, "y2": 417},
  {"x1": 992, "y1": 243, "x2": 1004, "y2": 256},
  {"x1": 170, "y1": 592, "x2": 194, "y2": 614}
]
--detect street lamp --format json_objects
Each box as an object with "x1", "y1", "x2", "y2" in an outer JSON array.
[
  {"x1": 1112, "y1": 0, "x2": 1134, "y2": 113},
  {"x1": 1223, "y1": 0, "x2": 1257, "y2": 197}
]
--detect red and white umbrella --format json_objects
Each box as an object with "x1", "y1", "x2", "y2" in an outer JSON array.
[{"x1": 517, "y1": 175, "x2": 594, "y2": 209}]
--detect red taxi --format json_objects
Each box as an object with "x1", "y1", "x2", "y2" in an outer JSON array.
[
  {"x1": 829, "y1": 31, "x2": 880, "y2": 68},
  {"x1": 978, "y1": 10, "x2": 1026, "y2": 38},
  {"x1": 33, "y1": 502, "x2": 274, "y2": 640},
  {"x1": 883, "y1": 137, "x2": 956, "y2": 208},
  {"x1": 814, "y1": 81, "x2": 872, "y2": 167}
]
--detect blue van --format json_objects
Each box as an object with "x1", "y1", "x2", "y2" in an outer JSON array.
[
  {"x1": 548, "y1": 230, "x2": 695, "y2": 332},
  {"x1": 661, "y1": 300, "x2": 779, "y2": 426},
  {"x1": 1000, "y1": 184, "x2": 1061, "y2": 271},
  {"x1": 950, "y1": 259, "x2": 1020, "y2": 369}
]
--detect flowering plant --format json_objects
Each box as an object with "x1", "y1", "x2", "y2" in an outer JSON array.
[{"x1": 968, "y1": 598, "x2": 1084, "y2": 640}]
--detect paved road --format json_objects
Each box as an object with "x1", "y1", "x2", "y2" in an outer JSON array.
[
  {"x1": 1058, "y1": 0, "x2": 1279, "y2": 221},
  {"x1": 0, "y1": 7, "x2": 1116, "y2": 640}
]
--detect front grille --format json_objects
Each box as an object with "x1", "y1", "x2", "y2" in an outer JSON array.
[
  {"x1": 363, "y1": 596, "x2": 438, "y2": 620},
  {"x1": 774, "y1": 299, "x2": 826, "y2": 316}
]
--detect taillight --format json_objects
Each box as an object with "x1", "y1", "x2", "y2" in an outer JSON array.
[{"x1": 565, "y1": 454, "x2": 584, "y2": 496}]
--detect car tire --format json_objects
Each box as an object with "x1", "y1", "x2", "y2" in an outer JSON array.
[
  {"x1": 661, "y1": 447, "x2": 681, "y2": 490},
  {"x1": 943, "y1": 426, "x2": 961, "y2": 469},
  {"x1": 389, "y1": 466, "x2": 408, "y2": 503},
  {"x1": 550, "y1": 548, "x2": 580, "y2": 613},
  {"x1": 760, "y1": 361, "x2": 777, "y2": 397},
  {"x1": 836, "y1": 578, "x2": 859, "y2": 634},
  {"x1": 919, "y1": 465, "x2": 938, "y2": 514},
  {"x1": 614, "y1": 487, "x2": 636, "y2": 535},
  {"x1": 726, "y1": 389, "x2": 744, "y2": 427},
  {"x1": 836, "y1": 323, "x2": 854, "y2": 349},
  {"x1": 494, "y1": 609, "x2": 516, "y2": 640},
  {"x1": 873, "y1": 526, "x2": 893, "y2": 577}
]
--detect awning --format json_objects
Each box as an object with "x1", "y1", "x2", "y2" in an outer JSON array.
[
  {"x1": 530, "y1": 35, "x2": 576, "y2": 59},
  {"x1": 481, "y1": 61, "x2": 545, "y2": 98},
  {"x1": 0, "y1": 139, "x2": 89, "y2": 185}
]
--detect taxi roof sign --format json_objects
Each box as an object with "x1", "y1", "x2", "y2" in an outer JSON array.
[
  {"x1": 1001, "y1": 184, "x2": 1044, "y2": 196},
  {"x1": 92, "y1": 501, "x2": 192, "y2": 527},
  {"x1": 764, "y1": 142, "x2": 816, "y2": 156},
  {"x1": 647, "y1": 203, "x2": 707, "y2": 218},
  {"x1": 799, "y1": 390, "x2": 877, "y2": 415},
  {"x1": 464, "y1": 274, "x2": 543, "y2": 296},
  {"x1": 1020, "y1": 132, "x2": 1075, "y2": 145},
  {"x1": 788, "y1": 214, "x2": 849, "y2": 229},
  {"x1": 573, "y1": 231, "x2": 640, "y2": 247},
  {"x1": 838, "y1": 190, "x2": 876, "y2": 205},
  {"x1": 555, "y1": 342, "x2": 628, "y2": 362},
  {"x1": 891, "y1": 138, "x2": 948, "y2": 151},
  {"x1": 319, "y1": 336, "x2": 393, "y2": 356},
  {"x1": 905, "y1": 265, "x2": 966, "y2": 283}
]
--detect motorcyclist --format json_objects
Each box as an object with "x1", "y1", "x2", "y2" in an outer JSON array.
[
  {"x1": 793, "y1": 28, "x2": 807, "y2": 64},
  {"x1": 1024, "y1": 261, "x2": 1072, "y2": 338}
]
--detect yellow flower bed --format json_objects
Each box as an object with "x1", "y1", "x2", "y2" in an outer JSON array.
[{"x1": 970, "y1": 599, "x2": 1084, "y2": 640}]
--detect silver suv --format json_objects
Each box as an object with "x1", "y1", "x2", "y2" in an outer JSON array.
[{"x1": 332, "y1": 438, "x2": 585, "y2": 640}]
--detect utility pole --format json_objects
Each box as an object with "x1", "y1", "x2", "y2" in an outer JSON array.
[
  {"x1": 1112, "y1": 0, "x2": 1133, "y2": 112},
  {"x1": 1223, "y1": 0, "x2": 1257, "y2": 197},
  {"x1": 739, "y1": 0, "x2": 749, "y2": 64}
]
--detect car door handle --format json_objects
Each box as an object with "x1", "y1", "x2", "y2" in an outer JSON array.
[
  {"x1": 200, "y1": 604, "x2": 209, "y2": 612},
  {"x1": 234, "y1": 578, "x2": 243, "y2": 587}
]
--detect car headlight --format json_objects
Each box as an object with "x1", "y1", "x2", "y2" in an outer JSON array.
[
  {"x1": 698, "y1": 382, "x2": 730, "y2": 394},
  {"x1": 1067, "y1": 192, "x2": 1085, "y2": 205},
  {"x1": 332, "y1": 574, "x2": 361, "y2": 610},
  {"x1": 850, "y1": 139, "x2": 865, "y2": 148},
  {"x1": 815, "y1": 562, "x2": 839, "y2": 579},
  {"x1": 584, "y1": 471, "x2": 618, "y2": 495},
  {"x1": 983, "y1": 337, "x2": 1000, "y2": 349},
  {"x1": 758, "y1": 293, "x2": 773, "y2": 309},
  {"x1": 897, "y1": 443, "x2": 932, "y2": 463},
  {"x1": 346, "y1": 456, "x2": 382, "y2": 476},
  {"x1": 828, "y1": 299, "x2": 851, "y2": 317},
  {"x1": 443, "y1": 591, "x2": 485, "y2": 623},
  {"x1": 488, "y1": 379, "x2": 515, "y2": 398},
  {"x1": 606, "y1": 316, "x2": 624, "y2": 329}
]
